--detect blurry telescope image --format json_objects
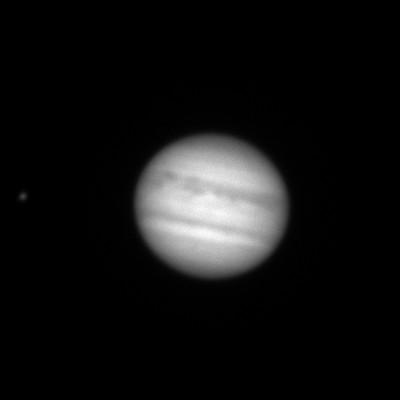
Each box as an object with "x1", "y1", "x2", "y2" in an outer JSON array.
[{"x1": 134, "y1": 132, "x2": 290, "y2": 281}]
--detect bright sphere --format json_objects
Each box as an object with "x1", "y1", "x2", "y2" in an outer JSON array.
[{"x1": 134, "y1": 133, "x2": 290, "y2": 280}]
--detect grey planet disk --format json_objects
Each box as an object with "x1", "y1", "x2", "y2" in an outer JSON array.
[{"x1": 134, "y1": 133, "x2": 290, "y2": 280}]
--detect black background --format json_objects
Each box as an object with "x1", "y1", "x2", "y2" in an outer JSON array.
[
  {"x1": 7, "y1": 11, "x2": 381, "y2": 391},
  {"x1": 85, "y1": 67, "x2": 355, "y2": 361},
  {"x1": 13, "y1": 58, "x2": 360, "y2": 382}
]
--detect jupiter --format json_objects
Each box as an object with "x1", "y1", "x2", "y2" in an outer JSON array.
[{"x1": 134, "y1": 133, "x2": 290, "y2": 280}]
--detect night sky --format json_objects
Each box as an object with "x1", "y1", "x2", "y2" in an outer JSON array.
[
  {"x1": 87, "y1": 71, "x2": 354, "y2": 350},
  {"x1": 14, "y1": 64, "x2": 359, "y2": 373}
]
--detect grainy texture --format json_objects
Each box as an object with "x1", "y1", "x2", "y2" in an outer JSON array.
[{"x1": 135, "y1": 134, "x2": 289, "y2": 279}]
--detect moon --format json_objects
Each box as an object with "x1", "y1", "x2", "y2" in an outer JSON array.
[{"x1": 134, "y1": 133, "x2": 290, "y2": 280}]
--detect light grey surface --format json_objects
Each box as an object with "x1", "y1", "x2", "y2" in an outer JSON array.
[{"x1": 135, "y1": 134, "x2": 289, "y2": 279}]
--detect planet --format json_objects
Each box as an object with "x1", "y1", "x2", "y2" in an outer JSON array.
[{"x1": 134, "y1": 133, "x2": 290, "y2": 280}]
